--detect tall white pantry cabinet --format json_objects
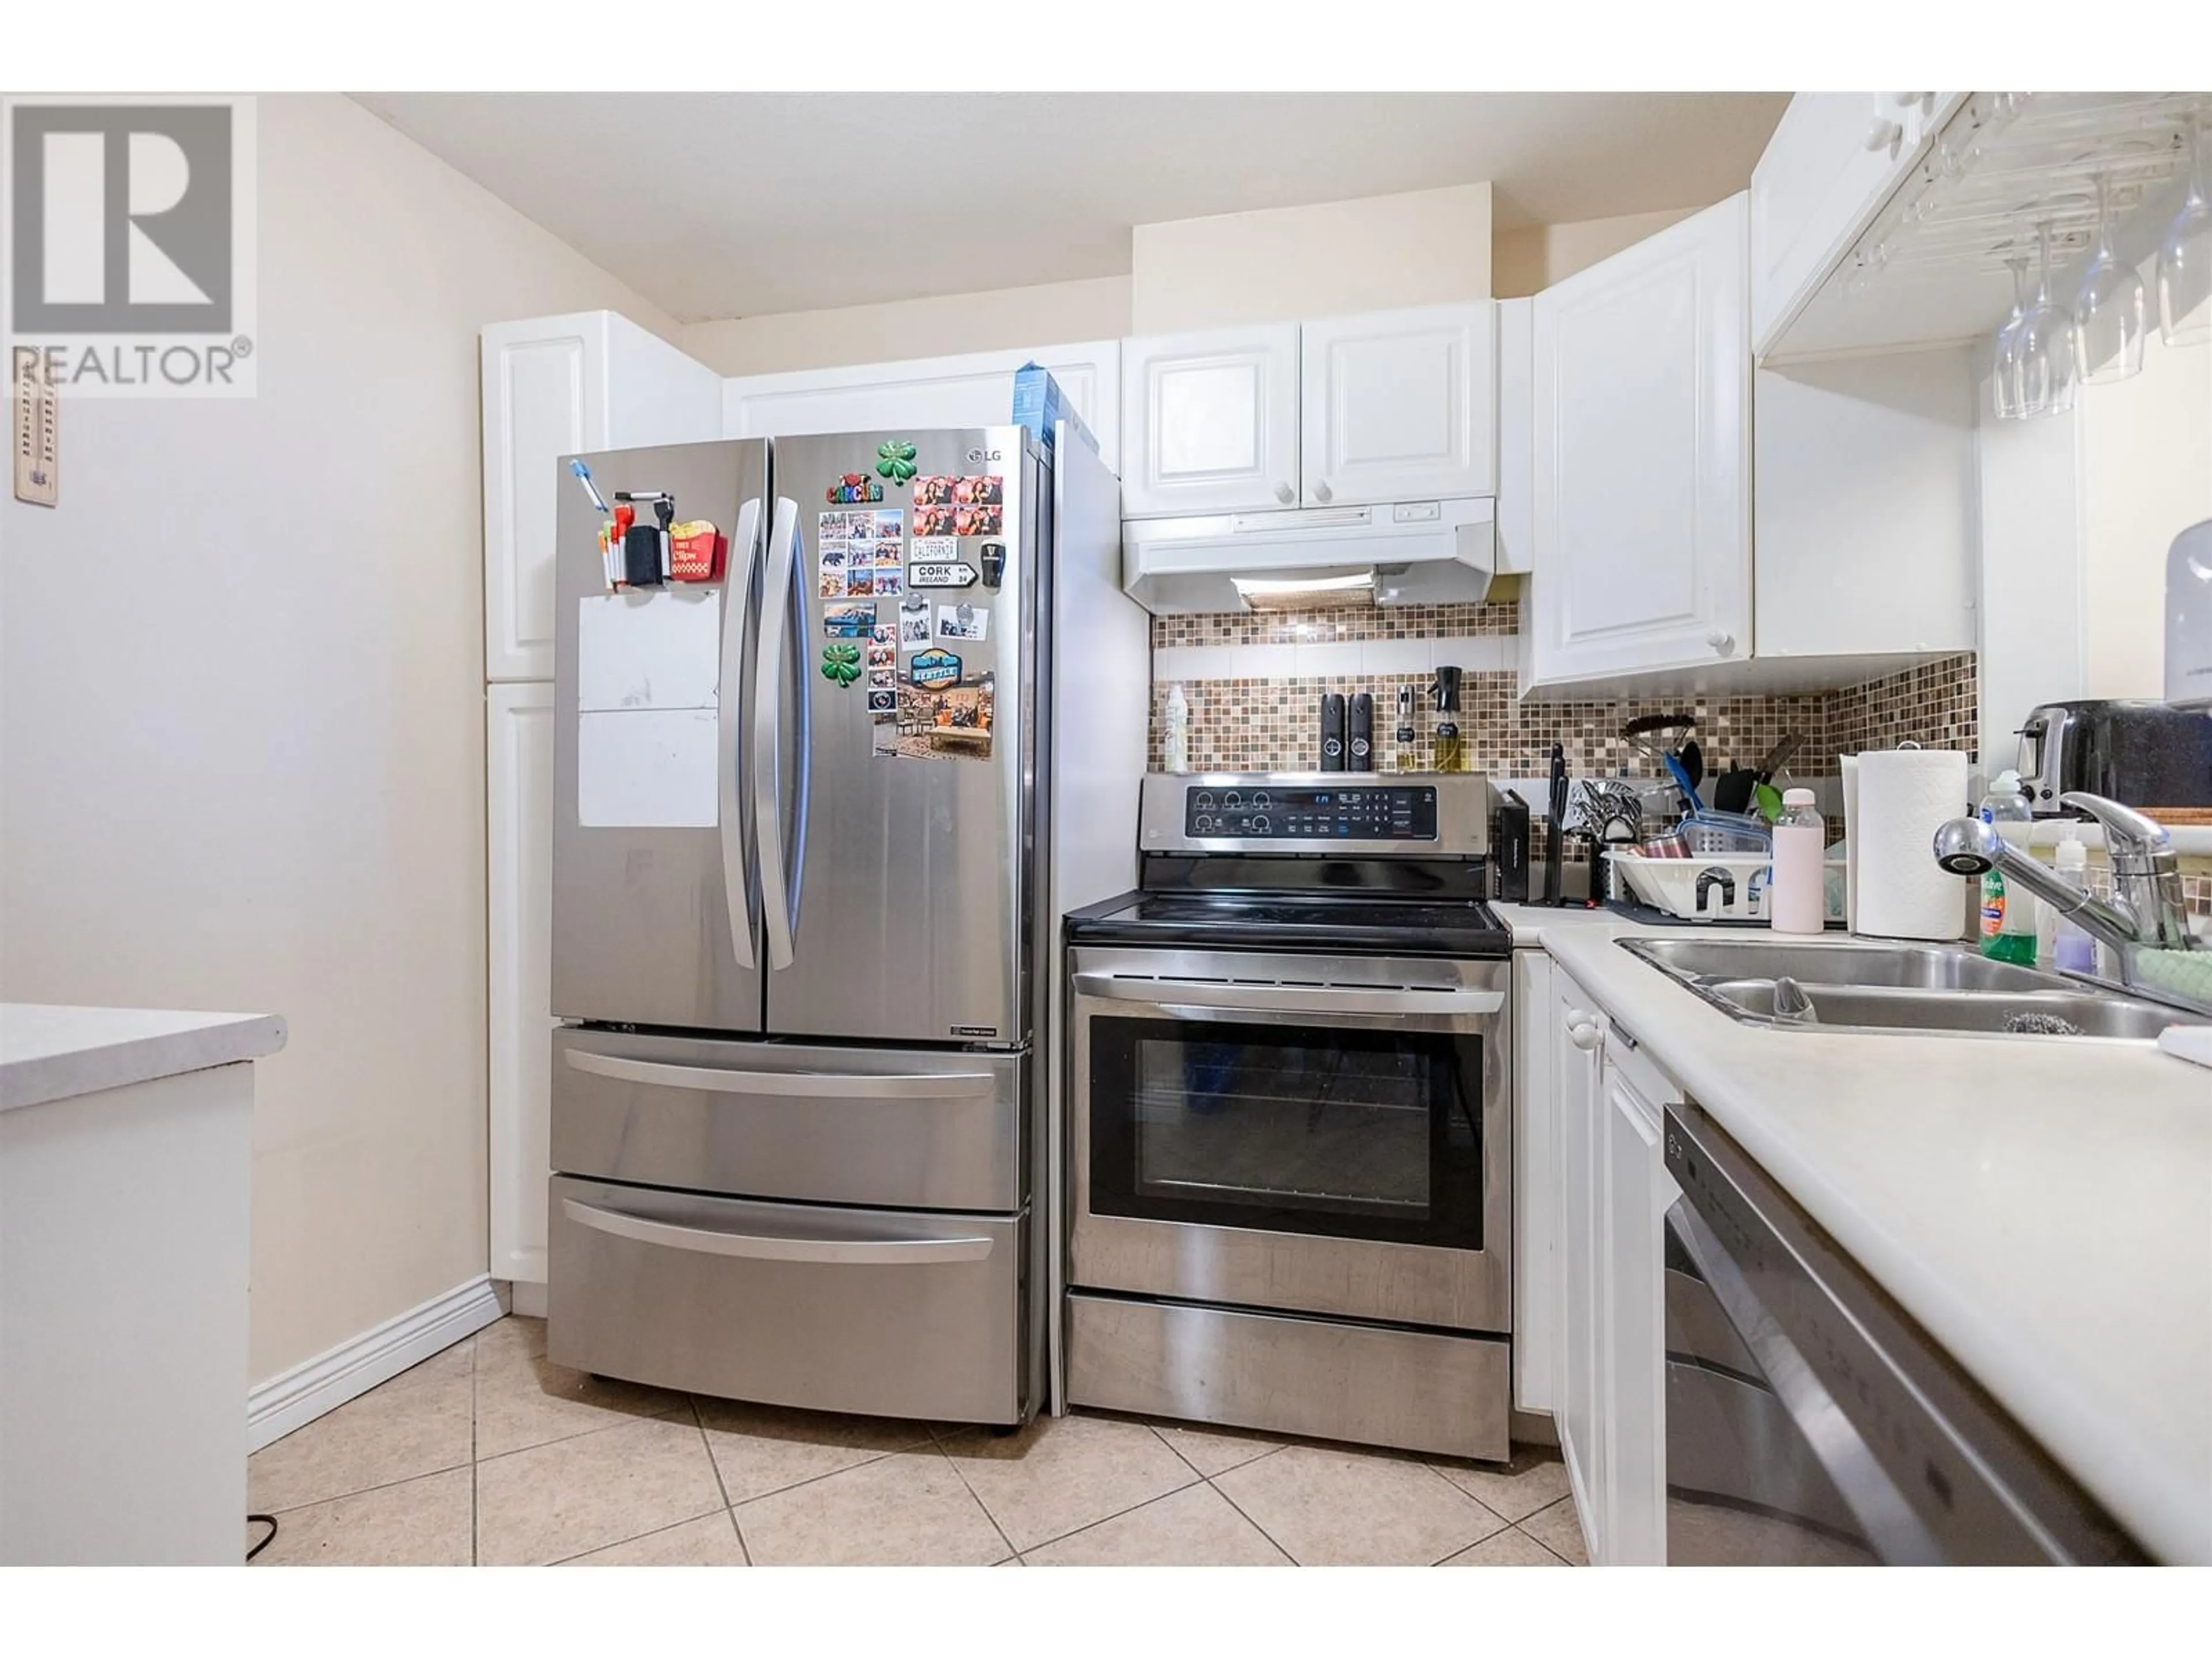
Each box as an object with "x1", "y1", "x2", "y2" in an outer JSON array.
[{"x1": 479, "y1": 312, "x2": 722, "y2": 1297}]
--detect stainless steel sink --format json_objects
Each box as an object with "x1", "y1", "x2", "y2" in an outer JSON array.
[
  {"x1": 1626, "y1": 938, "x2": 2066, "y2": 993},
  {"x1": 1620, "y1": 938, "x2": 2210, "y2": 1040}
]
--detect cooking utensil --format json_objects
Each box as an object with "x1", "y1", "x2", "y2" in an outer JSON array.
[
  {"x1": 1544, "y1": 745, "x2": 1567, "y2": 906},
  {"x1": 1681, "y1": 739, "x2": 1705, "y2": 791},
  {"x1": 1755, "y1": 733, "x2": 1804, "y2": 785},
  {"x1": 1712, "y1": 767, "x2": 1758, "y2": 815}
]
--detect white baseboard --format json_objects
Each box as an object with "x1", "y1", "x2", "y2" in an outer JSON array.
[
  {"x1": 504, "y1": 1278, "x2": 547, "y2": 1318},
  {"x1": 247, "y1": 1274, "x2": 504, "y2": 1452}
]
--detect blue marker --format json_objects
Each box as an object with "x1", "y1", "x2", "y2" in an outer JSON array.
[{"x1": 569, "y1": 457, "x2": 609, "y2": 514}]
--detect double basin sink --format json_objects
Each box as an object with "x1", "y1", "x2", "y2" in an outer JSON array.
[{"x1": 1619, "y1": 938, "x2": 2209, "y2": 1040}]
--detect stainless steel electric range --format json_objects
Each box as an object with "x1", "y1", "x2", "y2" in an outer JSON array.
[{"x1": 1062, "y1": 772, "x2": 1513, "y2": 1460}]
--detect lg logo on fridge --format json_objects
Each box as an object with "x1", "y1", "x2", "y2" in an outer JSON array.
[{"x1": 4, "y1": 96, "x2": 256, "y2": 397}]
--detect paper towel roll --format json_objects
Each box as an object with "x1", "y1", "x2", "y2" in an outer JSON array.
[
  {"x1": 1840, "y1": 755, "x2": 1861, "y2": 934},
  {"x1": 1854, "y1": 748, "x2": 1971, "y2": 941}
]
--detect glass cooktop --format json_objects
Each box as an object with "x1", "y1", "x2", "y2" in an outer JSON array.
[{"x1": 1068, "y1": 889, "x2": 1512, "y2": 960}]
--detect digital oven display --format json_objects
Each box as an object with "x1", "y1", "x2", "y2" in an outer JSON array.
[{"x1": 1183, "y1": 785, "x2": 1439, "y2": 840}]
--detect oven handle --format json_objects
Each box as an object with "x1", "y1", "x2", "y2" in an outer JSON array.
[
  {"x1": 562, "y1": 1199, "x2": 994, "y2": 1265},
  {"x1": 1071, "y1": 971, "x2": 1503, "y2": 1020}
]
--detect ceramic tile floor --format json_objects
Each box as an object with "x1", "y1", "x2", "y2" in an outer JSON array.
[{"x1": 248, "y1": 1316, "x2": 1585, "y2": 1567}]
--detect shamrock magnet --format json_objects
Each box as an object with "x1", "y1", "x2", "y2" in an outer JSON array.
[
  {"x1": 820, "y1": 642, "x2": 863, "y2": 686},
  {"x1": 874, "y1": 440, "x2": 918, "y2": 486}
]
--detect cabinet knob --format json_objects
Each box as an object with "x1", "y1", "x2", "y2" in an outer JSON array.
[
  {"x1": 1569, "y1": 1020, "x2": 1603, "y2": 1052},
  {"x1": 1274, "y1": 481, "x2": 1295, "y2": 505},
  {"x1": 1312, "y1": 480, "x2": 1333, "y2": 503},
  {"x1": 1863, "y1": 117, "x2": 1904, "y2": 153},
  {"x1": 1706, "y1": 630, "x2": 1736, "y2": 654}
]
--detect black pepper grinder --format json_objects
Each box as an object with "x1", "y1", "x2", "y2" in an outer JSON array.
[
  {"x1": 1348, "y1": 692, "x2": 1373, "y2": 772},
  {"x1": 1319, "y1": 694, "x2": 1346, "y2": 772}
]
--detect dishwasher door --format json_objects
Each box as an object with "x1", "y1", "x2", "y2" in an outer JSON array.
[
  {"x1": 1662, "y1": 1202, "x2": 1878, "y2": 1565},
  {"x1": 1661, "y1": 1103, "x2": 2144, "y2": 1566}
]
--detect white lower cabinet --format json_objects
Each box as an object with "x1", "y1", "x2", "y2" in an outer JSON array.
[
  {"x1": 1512, "y1": 950, "x2": 1558, "y2": 1415},
  {"x1": 488, "y1": 681, "x2": 555, "y2": 1289},
  {"x1": 1551, "y1": 968, "x2": 1607, "y2": 1560},
  {"x1": 1547, "y1": 968, "x2": 1680, "y2": 1565},
  {"x1": 1599, "y1": 1037, "x2": 1677, "y2": 1566}
]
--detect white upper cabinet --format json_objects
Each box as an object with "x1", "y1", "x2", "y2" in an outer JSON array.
[
  {"x1": 1299, "y1": 302, "x2": 1497, "y2": 507},
  {"x1": 480, "y1": 312, "x2": 722, "y2": 682},
  {"x1": 724, "y1": 341, "x2": 1122, "y2": 475},
  {"x1": 1751, "y1": 93, "x2": 1960, "y2": 361},
  {"x1": 1120, "y1": 324, "x2": 1301, "y2": 517},
  {"x1": 1531, "y1": 195, "x2": 1751, "y2": 685}
]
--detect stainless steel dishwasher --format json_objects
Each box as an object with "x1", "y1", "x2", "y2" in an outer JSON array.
[{"x1": 1661, "y1": 1101, "x2": 2144, "y2": 1565}]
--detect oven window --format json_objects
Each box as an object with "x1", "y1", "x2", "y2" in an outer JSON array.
[{"x1": 1088, "y1": 1017, "x2": 1485, "y2": 1249}]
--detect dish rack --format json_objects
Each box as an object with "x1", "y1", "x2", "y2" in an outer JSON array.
[{"x1": 1609, "y1": 849, "x2": 1847, "y2": 925}]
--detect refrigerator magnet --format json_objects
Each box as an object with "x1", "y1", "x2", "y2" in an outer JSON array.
[
  {"x1": 908, "y1": 649, "x2": 961, "y2": 690},
  {"x1": 868, "y1": 666, "x2": 896, "y2": 689},
  {"x1": 937, "y1": 602, "x2": 988, "y2": 642},
  {"x1": 911, "y1": 534, "x2": 957, "y2": 563},
  {"x1": 823, "y1": 601, "x2": 876, "y2": 638},
  {"x1": 820, "y1": 642, "x2": 863, "y2": 685},
  {"x1": 953, "y1": 503, "x2": 1001, "y2": 537},
  {"x1": 952, "y1": 475, "x2": 1002, "y2": 506},
  {"x1": 827, "y1": 474, "x2": 882, "y2": 505},
  {"x1": 914, "y1": 505, "x2": 957, "y2": 537},
  {"x1": 871, "y1": 509, "x2": 904, "y2": 541},
  {"x1": 867, "y1": 687, "x2": 896, "y2": 715},
  {"x1": 897, "y1": 599, "x2": 931, "y2": 651},
  {"x1": 873, "y1": 440, "x2": 918, "y2": 486},
  {"x1": 912, "y1": 476, "x2": 955, "y2": 505},
  {"x1": 874, "y1": 568, "x2": 904, "y2": 596}
]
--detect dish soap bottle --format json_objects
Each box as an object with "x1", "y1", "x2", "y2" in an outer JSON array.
[
  {"x1": 1977, "y1": 771, "x2": 2037, "y2": 964},
  {"x1": 1164, "y1": 684, "x2": 1190, "y2": 774},
  {"x1": 1431, "y1": 666, "x2": 1466, "y2": 773},
  {"x1": 1770, "y1": 787, "x2": 1825, "y2": 935},
  {"x1": 2044, "y1": 831, "x2": 2099, "y2": 976}
]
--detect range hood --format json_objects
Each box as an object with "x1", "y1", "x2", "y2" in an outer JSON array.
[{"x1": 1122, "y1": 497, "x2": 1495, "y2": 615}]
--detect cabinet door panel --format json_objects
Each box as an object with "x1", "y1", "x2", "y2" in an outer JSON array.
[
  {"x1": 483, "y1": 319, "x2": 605, "y2": 683},
  {"x1": 489, "y1": 682, "x2": 556, "y2": 1286},
  {"x1": 1121, "y1": 325, "x2": 1299, "y2": 517},
  {"x1": 1551, "y1": 972, "x2": 1605, "y2": 1565},
  {"x1": 1600, "y1": 1058, "x2": 1674, "y2": 1566},
  {"x1": 723, "y1": 342, "x2": 1120, "y2": 474},
  {"x1": 1532, "y1": 195, "x2": 1751, "y2": 685},
  {"x1": 1751, "y1": 93, "x2": 1959, "y2": 359},
  {"x1": 1301, "y1": 302, "x2": 1497, "y2": 506}
]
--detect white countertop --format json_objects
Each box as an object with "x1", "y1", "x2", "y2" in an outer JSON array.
[
  {"x1": 1495, "y1": 904, "x2": 2212, "y2": 1563},
  {"x1": 0, "y1": 1004, "x2": 287, "y2": 1113}
]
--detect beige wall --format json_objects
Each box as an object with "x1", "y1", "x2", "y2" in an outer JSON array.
[
  {"x1": 1491, "y1": 206, "x2": 1700, "y2": 299},
  {"x1": 0, "y1": 94, "x2": 679, "y2": 1385},
  {"x1": 2078, "y1": 264, "x2": 2212, "y2": 698},
  {"x1": 684, "y1": 275, "x2": 1130, "y2": 377},
  {"x1": 1130, "y1": 183, "x2": 1493, "y2": 332}
]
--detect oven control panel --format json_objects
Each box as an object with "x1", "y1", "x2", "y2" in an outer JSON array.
[{"x1": 1183, "y1": 784, "x2": 1439, "y2": 842}]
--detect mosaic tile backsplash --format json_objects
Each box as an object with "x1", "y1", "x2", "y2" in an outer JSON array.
[{"x1": 1148, "y1": 600, "x2": 1979, "y2": 779}]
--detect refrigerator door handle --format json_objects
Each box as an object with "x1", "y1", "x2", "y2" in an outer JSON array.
[
  {"x1": 561, "y1": 1199, "x2": 995, "y2": 1265},
  {"x1": 717, "y1": 494, "x2": 764, "y2": 972},
  {"x1": 563, "y1": 1047, "x2": 997, "y2": 1099},
  {"x1": 754, "y1": 495, "x2": 803, "y2": 969}
]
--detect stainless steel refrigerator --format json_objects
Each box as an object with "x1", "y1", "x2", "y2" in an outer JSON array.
[{"x1": 544, "y1": 426, "x2": 1145, "y2": 1427}]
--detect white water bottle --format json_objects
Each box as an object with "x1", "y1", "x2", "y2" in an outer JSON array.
[
  {"x1": 1770, "y1": 787, "x2": 1825, "y2": 935},
  {"x1": 1164, "y1": 683, "x2": 1190, "y2": 774}
]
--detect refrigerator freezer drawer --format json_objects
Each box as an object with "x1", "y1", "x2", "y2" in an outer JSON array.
[
  {"x1": 1065, "y1": 1293, "x2": 1510, "y2": 1461},
  {"x1": 548, "y1": 1177, "x2": 1024, "y2": 1425},
  {"x1": 552, "y1": 1027, "x2": 1026, "y2": 1212}
]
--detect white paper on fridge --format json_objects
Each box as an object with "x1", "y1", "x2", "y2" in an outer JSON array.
[
  {"x1": 577, "y1": 708, "x2": 719, "y2": 828},
  {"x1": 575, "y1": 590, "x2": 722, "y2": 828},
  {"x1": 576, "y1": 589, "x2": 721, "y2": 712}
]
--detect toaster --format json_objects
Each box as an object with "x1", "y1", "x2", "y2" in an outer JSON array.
[{"x1": 2015, "y1": 700, "x2": 2212, "y2": 815}]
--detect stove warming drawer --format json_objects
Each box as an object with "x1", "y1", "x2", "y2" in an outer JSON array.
[{"x1": 1067, "y1": 1293, "x2": 1509, "y2": 1461}]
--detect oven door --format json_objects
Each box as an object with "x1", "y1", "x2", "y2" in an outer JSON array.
[{"x1": 1069, "y1": 946, "x2": 1510, "y2": 1332}]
